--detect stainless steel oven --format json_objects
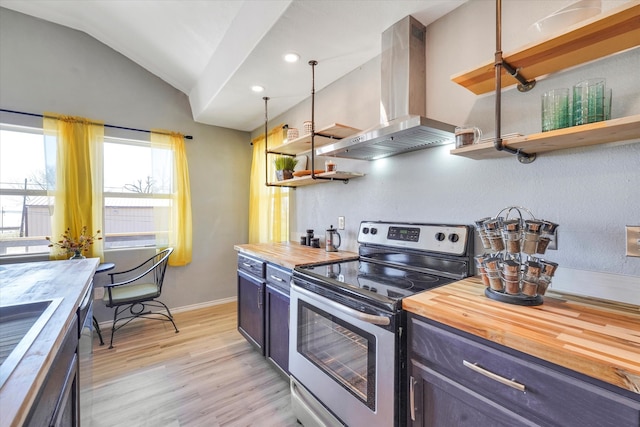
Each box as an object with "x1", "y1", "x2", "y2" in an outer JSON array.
[{"x1": 289, "y1": 221, "x2": 473, "y2": 427}]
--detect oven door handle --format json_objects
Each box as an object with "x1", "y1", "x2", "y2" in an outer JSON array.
[{"x1": 292, "y1": 283, "x2": 391, "y2": 326}]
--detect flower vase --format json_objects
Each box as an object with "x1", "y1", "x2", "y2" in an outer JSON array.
[{"x1": 69, "y1": 250, "x2": 86, "y2": 260}]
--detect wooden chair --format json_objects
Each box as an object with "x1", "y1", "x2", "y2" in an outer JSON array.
[{"x1": 103, "y1": 248, "x2": 177, "y2": 348}]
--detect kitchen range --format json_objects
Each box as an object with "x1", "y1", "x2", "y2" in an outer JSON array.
[{"x1": 289, "y1": 221, "x2": 474, "y2": 427}]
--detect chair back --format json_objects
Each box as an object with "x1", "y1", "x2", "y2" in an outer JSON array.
[{"x1": 151, "y1": 248, "x2": 173, "y2": 292}]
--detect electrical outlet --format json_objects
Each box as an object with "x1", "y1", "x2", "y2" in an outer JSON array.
[
  {"x1": 626, "y1": 226, "x2": 640, "y2": 257},
  {"x1": 338, "y1": 216, "x2": 345, "y2": 230}
]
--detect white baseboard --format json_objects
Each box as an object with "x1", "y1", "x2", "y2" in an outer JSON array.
[
  {"x1": 170, "y1": 297, "x2": 237, "y2": 314},
  {"x1": 96, "y1": 296, "x2": 237, "y2": 329}
]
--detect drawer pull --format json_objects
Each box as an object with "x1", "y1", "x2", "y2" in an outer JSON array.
[
  {"x1": 410, "y1": 376, "x2": 417, "y2": 421},
  {"x1": 463, "y1": 360, "x2": 526, "y2": 392},
  {"x1": 242, "y1": 262, "x2": 253, "y2": 268},
  {"x1": 270, "y1": 275, "x2": 284, "y2": 282}
]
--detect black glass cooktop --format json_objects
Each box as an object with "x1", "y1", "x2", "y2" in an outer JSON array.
[{"x1": 298, "y1": 258, "x2": 454, "y2": 301}]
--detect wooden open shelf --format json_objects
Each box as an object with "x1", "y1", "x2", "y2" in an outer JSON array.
[
  {"x1": 450, "y1": 114, "x2": 640, "y2": 160},
  {"x1": 269, "y1": 123, "x2": 361, "y2": 155},
  {"x1": 451, "y1": 3, "x2": 640, "y2": 95},
  {"x1": 268, "y1": 171, "x2": 365, "y2": 188},
  {"x1": 267, "y1": 122, "x2": 365, "y2": 187}
]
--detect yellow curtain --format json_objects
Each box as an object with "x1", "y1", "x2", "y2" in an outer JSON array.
[
  {"x1": 151, "y1": 131, "x2": 193, "y2": 266},
  {"x1": 248, "y1": 125, "x2": 289, "y2": 243},
  {"x1": 44, "y1": 113, "x2": 104, "y2": 261}
]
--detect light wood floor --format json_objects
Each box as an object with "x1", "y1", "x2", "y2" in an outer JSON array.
[{"x1": 84, "y1": 302, "x2": 300, "y2": 427}]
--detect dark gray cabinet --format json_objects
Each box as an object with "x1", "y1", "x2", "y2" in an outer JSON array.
[
  {"x1": 408, "y1": 313, "x2": 640, "y2": 427},
  {"x1": 237, "y1": 254, "x2": 291, "y2": 375},
  {"x1": 265, "y1": 264, "x2": 291, "y2": 376},
  {"x1": 237, "y1": 254, "x2": 266, "y2": 353},
  {"x1": 25, "y1": 316, "x2": 79, "y2": 427}
]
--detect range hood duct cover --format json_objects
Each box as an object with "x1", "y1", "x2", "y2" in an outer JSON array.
[{"x1": 316, "y1": 16, "x2": 455, "y2": 161}]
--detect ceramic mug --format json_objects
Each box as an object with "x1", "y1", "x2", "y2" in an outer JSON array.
[{"x1": 455, "y1": 126, "x2": 482, "y2": 148}]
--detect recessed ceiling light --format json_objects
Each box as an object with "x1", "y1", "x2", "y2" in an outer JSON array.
[
  {"x1": 284, "y1": 52, "x2": 300, "y2": 63},
  {"x1": 251, "y1": 85, "x2": 265, "y2": 93}
]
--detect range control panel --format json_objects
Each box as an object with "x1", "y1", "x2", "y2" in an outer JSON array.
[
  {"x1": 387, "y1": 226, "x2": 421, "y2": 242},
  {"x1": 358, "y1": 221, "x2": 470, "y2": 255}
]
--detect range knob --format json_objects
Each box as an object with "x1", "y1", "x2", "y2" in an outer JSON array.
[
  {"x1": 370, "y1": 228, "x2": 378, "y2": 235},
  {"x1": 362, "y1": 227, "x2": 370, "y2": 234},
  {"x1": 449, "y1": 233, "x2": 460, "y2": 243},
  {"x1": 435, "y1": 232, "x2": 446, "y2": 241}
]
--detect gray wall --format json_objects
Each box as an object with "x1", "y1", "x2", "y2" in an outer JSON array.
[
  {"x1": 260, "y1": 0, "x2": 640, "y2": 302},
  {"x1": 0, "y1": 8, "x2": 252, "y2": 321}
]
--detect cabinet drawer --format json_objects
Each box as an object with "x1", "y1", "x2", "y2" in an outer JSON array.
[
  {"x1": 409, "y1": 315, "x2": 640, "y2": 427},
  {"x1": 238, "y1": 254, "x2": 265, "y2": 278},
  {"x1": 266, "y1": 264, "x2": 291, "y2": 294}
]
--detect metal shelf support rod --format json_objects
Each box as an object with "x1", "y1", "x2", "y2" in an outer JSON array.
[
  {"x1": 494, "y1": 0, "x2": 536, "y2": 164},
  {"x1": 308, "y1": 60, "x2": 349, "y2": 182}
]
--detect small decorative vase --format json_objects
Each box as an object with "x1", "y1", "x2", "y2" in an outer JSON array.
[
  {"x1": 69, "y1": 250, "x2": 86, "y2": 260},
  {"x1": 276, "y1": 170, "x2": 294, "y2": 181}
]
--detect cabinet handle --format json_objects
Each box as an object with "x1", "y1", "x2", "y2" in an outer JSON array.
[
  {"x1": 257, "y1": 288, "x2": 263, "y2": 309},
  {"x1": 270, "y1": 275, "x2": 284, "y2": 282},
  {"x1": 242, "y1": 262, "x2": 252, "y2": 268},
  {"x1": 463, "y1": 360, "x2": 526, "y2": 392},
  {"x1": 410, "y1": 376, "x2": 417, "y2": 421}
]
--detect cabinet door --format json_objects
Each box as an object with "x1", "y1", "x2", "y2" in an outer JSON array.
[
  {"x1": 26, "y1": 317, "x2": 79, "y2": 427},
  {"x1": 266, "y1": 285, "x2": 290, "y2": 375},
  {"x1": 409, "y1": 315, "x2": 640, "y2": 427},
  {"x1": 409, "y1": 358, "x2": 537, "y2": 427},
  {"x1": 237, "y1": 270, "x2": 265, "y2": 353}
]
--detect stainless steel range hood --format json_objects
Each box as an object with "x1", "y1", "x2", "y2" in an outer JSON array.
[{"x1": 316, "y1": 16, "x2": 455, "y2": 161}]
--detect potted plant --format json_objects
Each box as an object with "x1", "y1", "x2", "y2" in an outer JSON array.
[{"x1": 274, "y1": 155, "x2": 298, "y2": 181}]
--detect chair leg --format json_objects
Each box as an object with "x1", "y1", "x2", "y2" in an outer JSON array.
[
  {"x1": 108, "y1": 301, "x2": 178, "y2": 349},
  {"x1": 93, "y1": 316, "x2": 104, "y2": 346},
  {"x1": 108, "y1": 307, "x2": 120, "y2": 349},
  {"x1": 157, "y1": 300, "x2": 179, "y2": 333}
]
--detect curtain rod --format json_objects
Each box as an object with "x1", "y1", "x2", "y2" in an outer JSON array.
[{"x1": 0, "y1": 108, "x2": 193, "y2": 140}]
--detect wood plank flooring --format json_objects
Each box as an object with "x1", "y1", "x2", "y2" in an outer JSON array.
[{"x1": 84, "y1": 302, "x2": 300, "y2": 427}]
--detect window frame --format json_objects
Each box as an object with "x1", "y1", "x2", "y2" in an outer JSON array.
[{"x1": 0, "y1": 124, "x2": 174, "y2": 257}]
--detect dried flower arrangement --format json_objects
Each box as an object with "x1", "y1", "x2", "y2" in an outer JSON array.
[{"x1": 47, "y1": 226, "x2": 102, "y2": 257}]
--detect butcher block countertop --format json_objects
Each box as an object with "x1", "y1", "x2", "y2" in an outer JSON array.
[
  {"x1": 234, "y1": 241, "x2": 359, "y2": 269},
  {"x1": 403, "y1": 277, "x2": 640, "y2": 395},
  {"x1": 0, "y1": 259, "x2": 99, "y2": 427}
]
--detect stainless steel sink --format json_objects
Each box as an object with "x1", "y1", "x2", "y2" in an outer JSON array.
[{"x1": 0, "y1": 299, "x2": 62, "y2": 387}]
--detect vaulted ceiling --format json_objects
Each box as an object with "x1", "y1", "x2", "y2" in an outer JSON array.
[{"x1": 0, "y1": 1, "x2": 466, "y2": 131}]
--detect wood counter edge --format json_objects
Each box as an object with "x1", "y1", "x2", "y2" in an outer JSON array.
[
  {"x1": 403, "y1": 277, "x2": 640, "y2": 396},
  {"x1": 1, "y1": 259, "x2": 99, "y2": 427},
  {"x1": 234, "y1": 242, "x2": 359, "y2": 269}
]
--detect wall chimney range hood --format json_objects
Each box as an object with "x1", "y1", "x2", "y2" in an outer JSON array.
[{"x1": 316, "y1": 16, "x2": 455, "y2": 161}]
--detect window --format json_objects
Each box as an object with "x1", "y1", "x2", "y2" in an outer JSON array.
[
  {"x1": 0, "y1": 124, "x2": 51, "y2": 255},
  {"x1": 0, "y1": 124, "x2": 173, "y2": 256},
  {"x1": 103, "y1": 137, "x2": 173, "y2": 249}
]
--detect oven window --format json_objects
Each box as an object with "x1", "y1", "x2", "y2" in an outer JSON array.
[{"x1": 297, "y1": 300, "x2": 376, "y2": 410}]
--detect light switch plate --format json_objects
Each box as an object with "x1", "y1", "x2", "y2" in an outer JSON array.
[
  {"x1": 338, "y1": 216, "x2": 345, "y2": 230},
  {"x1": 626, "y1": 226, "x2": 640, "y2": 257}
]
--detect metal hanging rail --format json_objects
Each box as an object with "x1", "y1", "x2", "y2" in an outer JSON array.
[{"x1": 493, "y1": 0, "x2": 536, "y2": 164}]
